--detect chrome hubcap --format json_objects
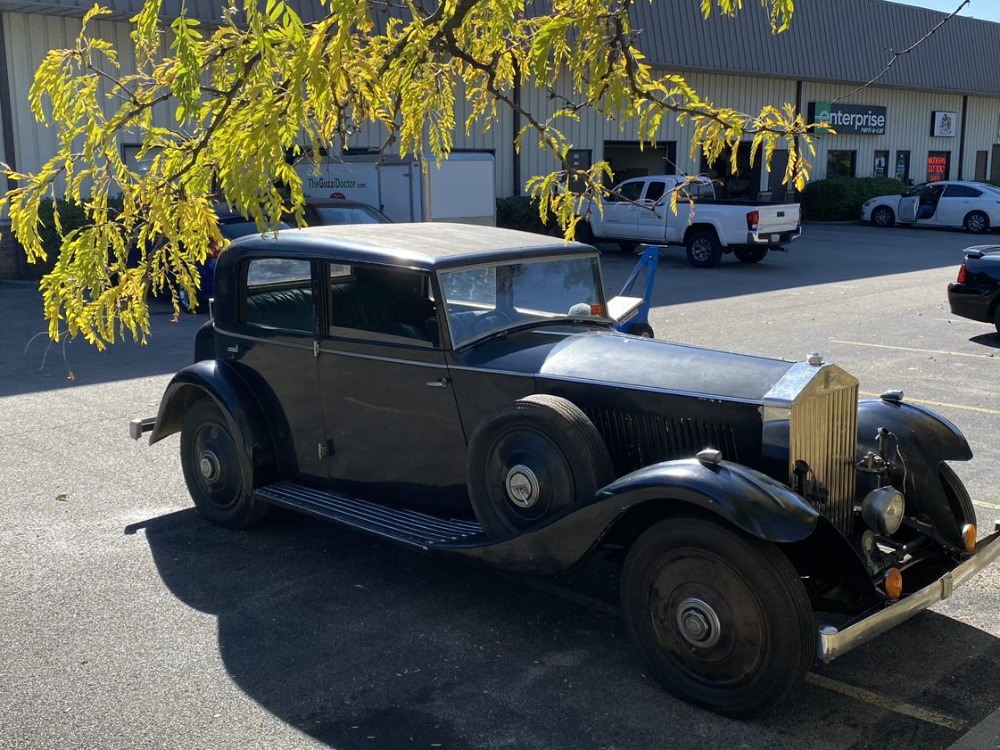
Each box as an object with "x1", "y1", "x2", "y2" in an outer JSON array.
[
  {"x1": 676, "y1": 597, "x2": 722, "y2": 648},
  {"x1": 505, "y1": 465, "x2": 540, "y2": 508},
  {"x1": 199, "y1": 450, "x2": 220, "y2": 482}
]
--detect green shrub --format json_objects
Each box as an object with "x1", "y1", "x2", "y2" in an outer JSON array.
[
  {"x1": 495, "y1": 195, "x2": 556, "y2": 234},
  {"x1": 801, "y1": 177, "x2": 908, "y2": 222}
]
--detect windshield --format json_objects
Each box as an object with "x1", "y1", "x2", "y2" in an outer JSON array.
[
  {"x1": 315, "y1": 205, "x2": 390, "y2": 224},
  {"x1": 438, "y1": 255, "x2": 607, "y2": 347},
  {"x1": 220, "y1": 220, "x2": 291, "y2": 239}
]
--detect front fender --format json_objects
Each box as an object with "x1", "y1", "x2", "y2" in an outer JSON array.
[
  {"x1": 149, "y1": 360, "x2": 278, "y2": 486},
  {"x1": 599, "y1": 458, "x2": 820, "y2": 543},
  {"x1": 857, "y1": 398, "x2": 972, "y2": 540},
  {"x1": 450, "y1": 458, "x2": 819, "y2": 574}
]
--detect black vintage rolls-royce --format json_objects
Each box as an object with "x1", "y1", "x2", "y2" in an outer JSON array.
[{"x1": 132, "y1": 223, "x2": 1000, "y2": 718}]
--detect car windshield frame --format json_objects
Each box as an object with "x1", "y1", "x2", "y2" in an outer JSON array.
[{"x1": 437, "y1": 253, "x2": 610, "y2": 349}]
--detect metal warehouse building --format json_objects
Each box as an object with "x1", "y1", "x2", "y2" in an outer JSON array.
[{"x1": 0, "y1": 0, "x2": 998, "y2": 214}]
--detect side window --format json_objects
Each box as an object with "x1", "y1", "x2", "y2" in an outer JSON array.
[
  {"x1": 615, "y1": 181, "x2": 645, "y2": 202},
  {"x1": 243, "y1": 258, "x2": 314, "y2": 332},
  {"x1": 943, "y1": 185, "x2": 981, "y2": 198},
  {"x1": 326, "y1": 264, "x2": 436, "y2": 346},
  {"x1": 643, "y1": 181, "x2": 667, "y2": 204}
]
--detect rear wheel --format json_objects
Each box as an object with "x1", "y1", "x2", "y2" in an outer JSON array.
[
  {"x1": 964, "y1": 211, "x2": 990, "y2": 234},
  {"x1": 621, "y1": 518, "x2": 813, "y2": 717},
  {"x1": 466, "y1": 394, "x2": 614, "y2": 537},
  {"x1": 994, "y1": 305, "x2": 1000, "y2": 336},
  {"x1": 733, "y1": 246, "x2": 768, "y2": 264},
  {"x1": 871, "y1": 205, "x2": 895, "y2": 227},
  {"x1": 685, "y1": 230, "x2": 723, "y2": 268},
  {"x1": 180, "y1": 399, "x2": 268, "y2": 528}
]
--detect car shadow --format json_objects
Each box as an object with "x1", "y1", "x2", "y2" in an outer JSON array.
[
  {"x1": 130, "y1": 508, "x2": 1000, "y2": 749},
  {"x1": 969, "y1": 332, "x2": 1000, "y2": 348}
]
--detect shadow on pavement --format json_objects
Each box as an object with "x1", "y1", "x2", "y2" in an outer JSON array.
[
  {"x1": 0, "y1": 282, "x2": 204, "y2": 397},
  {"x1": 131, "y1": 507, "x2": 1000, "y2": 750}
]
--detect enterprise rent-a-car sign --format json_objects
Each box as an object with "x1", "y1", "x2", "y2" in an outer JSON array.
[{"x1": 809, "y1": 101, "x2": 887, "y2": 135}]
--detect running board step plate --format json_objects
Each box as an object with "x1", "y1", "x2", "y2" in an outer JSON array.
[{"x1": 255, "y1": 481, "x2": 486, "y2": 550}]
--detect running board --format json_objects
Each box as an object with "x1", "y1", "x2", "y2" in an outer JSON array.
[{"x1": 255, "y1": 481, "x2": 487, "y2": 550}]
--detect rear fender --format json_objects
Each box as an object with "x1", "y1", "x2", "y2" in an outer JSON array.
[
  {"x1": 149, "y1": 360, "x2": 278, "y2": 486},
  {"x1": 857, "y1": 398, "x2": 972, "y2": 541}
]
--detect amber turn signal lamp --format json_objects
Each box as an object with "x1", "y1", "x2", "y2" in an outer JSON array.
[
  {"x1": 885, "y1": 568, "x2": 903, "y2": 601},
  {"x1": 962, "y1": 524, "x2": 977, "y2": 554},
  {"x1": 590, "y1": 303, "x2": 604, "y2": 316}
]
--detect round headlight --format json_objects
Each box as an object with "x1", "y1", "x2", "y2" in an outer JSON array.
[{"x1": 861, "y1": 486, "x2": 906, "y2": 535}]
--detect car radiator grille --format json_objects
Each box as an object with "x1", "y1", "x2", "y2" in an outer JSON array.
[
  {"x1": 788, "y1": 379, "x2": 859, "y2": 537},
  {"x1": 585, "y1": 408, "x2": 740, "y2": 475}
]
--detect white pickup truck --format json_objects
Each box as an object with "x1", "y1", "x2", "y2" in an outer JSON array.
[{"x1": 577, "y1": 175, "x2": 802, "y2": 267}]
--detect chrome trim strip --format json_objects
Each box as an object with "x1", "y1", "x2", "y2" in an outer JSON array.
[
  {"x1": 817, "y1": 530, "x2": 1000, "y2": 662},
  {"x1": 215, "y1": 328, "x2": 315, "y2": 352}
]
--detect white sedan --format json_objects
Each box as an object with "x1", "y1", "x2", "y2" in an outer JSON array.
[{"x1": 860, "y1": 180, "x2": 1000, "y2": 233}]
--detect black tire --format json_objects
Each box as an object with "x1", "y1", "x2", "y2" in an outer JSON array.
[
  {"x1": 685, "y1": 230, "x2": 723, "y2": 268},
  {"x1": 964, "y1": 211, "x2": 990, "y2": 234},
  {"x1": 871, "y1": 205, "x2": 895, "y2": 227},
  {"x1": 180, "y1": 399, "x2": 268, "y2": 529},
  {"x1": 994, "y1": 305, "x2": 1000, "y2": 336},
  {"x1": 940, "y1": 463, "x2": 976, "y2": 527},
  {"x1": 628, "y1": 322, "x2": 654, "y2": 338},
  {"x1": 574, "y1": 220, "x2": 596, "y2": 245},
  {"x1": 621, "y1": 518, "x2": 814, "y2": 718},
  {"x1": 466, "y1": 394, "x2": 614, "y2": 537},
  {"x1": 733, "y1": 246, "x2": 768, "y2": 264}
]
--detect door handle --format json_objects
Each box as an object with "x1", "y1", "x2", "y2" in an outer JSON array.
[{"x1": 425, "y1": 378, "x2": 450, "y2": 388}]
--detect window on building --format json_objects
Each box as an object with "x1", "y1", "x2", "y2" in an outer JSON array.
[
  {"x1": 872, "y1": 150, "x2": 889, "y2": 178},
  {"x1": 927, "y1": 151, "x2": 951, "y2": 182},
  {"x1": 894, "y1": 151, "x2": 911, "y2": 183},
  {"x1": 827, "y1": 151, "x2": 856, "y2": 178}
]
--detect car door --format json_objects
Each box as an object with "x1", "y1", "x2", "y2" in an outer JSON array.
[
  {"x1": 599, "y1": 179, "x2": 645, "y2": 237},
  {"x1": 315, "y1": 261, "x2": 469, "y2": 510},
  {"x1": 636, "y1": 179, "x2": 671, "y2": 242},
  {"x1": 897, "y1": 184, "x2": 923, "y2": 222},
  {"x1": 227, "y1": 256, "x2": 327, "y2": 480},
  {"x1": 935, "y1": 184, "x2": 981, "y2": 227}
]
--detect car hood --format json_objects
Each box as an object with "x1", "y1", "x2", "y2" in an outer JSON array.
[{"x1": 534, "y1": 331, "x2": 794, "y2": 403}]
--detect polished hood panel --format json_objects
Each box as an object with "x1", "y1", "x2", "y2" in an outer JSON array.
[{"x1": 536, "y1": 332, "x2": 794, "y2": 402}]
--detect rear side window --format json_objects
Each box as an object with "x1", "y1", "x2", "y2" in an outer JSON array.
[
  {"x1": 242, "y1": 258, "x2": 314, "y2": 332},
  {"x1": 943, "y1": 185, "x2": 982, "y2": 198}
]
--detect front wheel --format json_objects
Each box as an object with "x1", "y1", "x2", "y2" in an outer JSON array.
[
  {"x1": 180, "y1": 399, "x2": 268, "y2": 528},
  {"x1": 685, "y1": 231, "x2": 723, "y2": 268},
  {"x1": 621, "y1": 518, "x2": 814, "y2": 717},
  {"x1": 733, "y1": 246, "x2": 768, "y2": 264},
  {"x1": 964, "y1": 211, "x2": 990, "y2": 234},
  {"x1": 871, "y1": 205, "x2": 895, "y2": 227}
]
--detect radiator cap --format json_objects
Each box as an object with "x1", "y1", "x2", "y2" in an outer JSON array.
[
  {"x1": 880, "y1": 390, "x2": 904, "y2": 404},
  {"x1": 807, "y1": 353, "x2": 824, "y2": 366}
]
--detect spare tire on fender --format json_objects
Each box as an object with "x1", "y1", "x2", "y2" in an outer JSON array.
[{"x1": 466, "y1": 394, "x2": 615, "y2": 537}]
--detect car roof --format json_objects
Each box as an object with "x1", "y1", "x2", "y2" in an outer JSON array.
[{"x1": 223, "y1": 223, "x2": 594, "y2": 270}]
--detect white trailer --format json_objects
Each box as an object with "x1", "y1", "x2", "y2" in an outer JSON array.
[{"x1": 296, "y1": 152, "x2": 496, "y2": 226}]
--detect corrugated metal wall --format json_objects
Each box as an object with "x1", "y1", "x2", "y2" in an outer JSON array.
[{"x1": 3, "y1": 2, "x2": 1000, "y2": 197}]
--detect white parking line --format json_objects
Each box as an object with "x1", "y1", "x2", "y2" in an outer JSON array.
[
  {"x1": 805, "y1": 673, "x2": 966, "y2": 731},
  {"x1": 831, "y1": 339, "x2": 999, "y2": 360}
]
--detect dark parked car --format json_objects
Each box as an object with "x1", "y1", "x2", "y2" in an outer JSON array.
[
  {"x1": 132, "y1": 223, "x2": 1000, "y2": 718},
  {"x1": 299, "y1": 198, "x2": 392, "y2": 226},
  {"x1": 948, "y1": 245, "x2": 1000, "y2": 333},
  {"x1": 178, "y1": 211, "x2": 291, "y2": 310}
]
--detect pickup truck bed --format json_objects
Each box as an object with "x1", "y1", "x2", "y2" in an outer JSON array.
[{"x1": 581, "y1": 175, "x2": 802, "y2": 267}]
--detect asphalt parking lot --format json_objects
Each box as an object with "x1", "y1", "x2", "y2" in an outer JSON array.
[{"x1": 2, "y1": 222, "x2": 999, "y2": 750}]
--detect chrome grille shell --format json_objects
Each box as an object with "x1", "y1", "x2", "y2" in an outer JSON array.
[{"x1": 762, "y1": 362, "x2": 859, "y2": 536}]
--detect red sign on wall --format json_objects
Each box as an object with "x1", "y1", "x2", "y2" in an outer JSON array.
[{"x1": 927, "y1": 152, "x2": 950, "y2": 182}]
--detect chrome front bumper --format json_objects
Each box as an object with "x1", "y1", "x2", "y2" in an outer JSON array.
[{"x1": 817, "y1": 527, "x2": 1000, "y2": 662}]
